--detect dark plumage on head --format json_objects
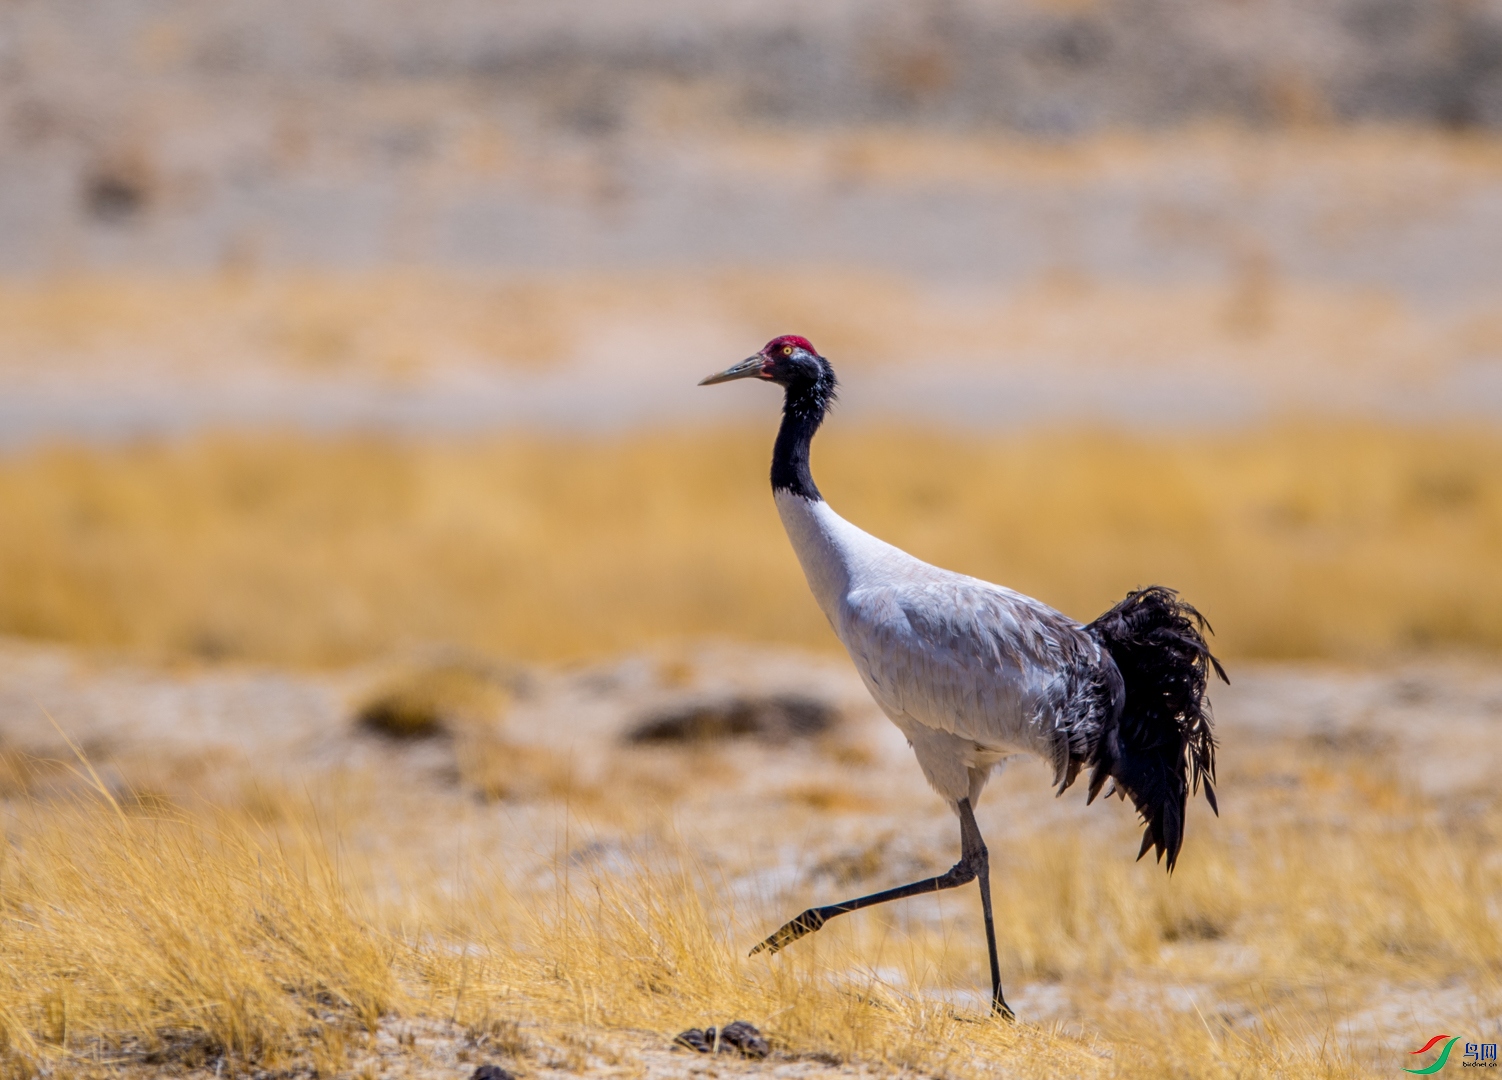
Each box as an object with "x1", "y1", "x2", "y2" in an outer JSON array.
[
  {"x1": 699, "y1": 334, "x2": 837, "y2": 413},
  {"x1": 698, "y1": 335, "x2": 839, "y2": 500},
  {"x1": 755, "y1": 335, "x2": 836, "y2": 400}
]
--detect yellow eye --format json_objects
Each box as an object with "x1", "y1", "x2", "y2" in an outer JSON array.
[{"x1": 782, "y1": 345, "x2": 793, "y2": 356}]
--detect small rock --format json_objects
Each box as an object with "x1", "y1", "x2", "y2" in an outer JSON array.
[
  {"x1": 719, "y1": 1021, "x2": 770, "y2": 1058},
  {"x1": 628, "y1": 694, "x2": 837, "y2": 744},
  {"x1": 356, "y1": 664, "x2": 513, "y2": 740},
  {"x1": 673, "y1": 1028, "x2": 713, "y2": 1053},
  {"x1": 672, "y1": 1021, "x2": 769, "y2": 1059},
  {"x1": 471, "y1": 1065, "x2": 517, "y2": 1080}
]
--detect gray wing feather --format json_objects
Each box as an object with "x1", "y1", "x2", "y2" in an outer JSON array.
[{"x1": 842, "y1": 576, "x2": 1112, "y2": 784}]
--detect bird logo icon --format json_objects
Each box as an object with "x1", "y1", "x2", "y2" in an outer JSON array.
[{"x1": 1405, "y1": 1035, "x2": 1458, "y2": 1074}]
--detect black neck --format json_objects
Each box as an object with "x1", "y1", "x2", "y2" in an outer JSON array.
[{"x1": 771, "y1": 376, "x2": 833, "y2": 500}]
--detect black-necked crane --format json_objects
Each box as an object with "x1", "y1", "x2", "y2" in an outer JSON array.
[{"x1": 700, "y1": 335, "x2": 1224, "y2": 1020}]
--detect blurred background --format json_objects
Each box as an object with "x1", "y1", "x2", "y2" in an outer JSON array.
[
  {"x1": 4, "y1": 6, "x2": 1502, "y2": 1072},
  {"x1": 3, "y1": 0, "x2": 1502, "y2": 664}
]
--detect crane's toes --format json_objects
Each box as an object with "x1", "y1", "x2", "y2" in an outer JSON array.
[
  {"x1": 748, "y1": 908, "x2": 826, "y2": 956},
  {"x1": 992, "y1": 999, "x2": 1016, "y2": 1023}
]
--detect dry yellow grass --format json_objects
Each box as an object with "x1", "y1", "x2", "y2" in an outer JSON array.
[
  {"x1": 0, "y1": 425, "x2": 1499, "y2": 665},
  {"x1": 0, "y1": 273, "x2": 601, "y2": 375},
  {"x1": 0, "y1": 267, "x2": 1492, "y2": 387},
  {"x1": 0, "y1": 799, "x2": 393, "y2": 1073},
  {"x1": 0, "y1": 732, "x2": 1493, "y2": 1079}
]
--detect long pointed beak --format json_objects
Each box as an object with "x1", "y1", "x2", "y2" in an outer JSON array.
[{"x1": 699, "y1": 356, "x2": 765, "y2": 386}]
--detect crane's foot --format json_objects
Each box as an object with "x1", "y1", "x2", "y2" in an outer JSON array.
[
  {"x1": 749, "y1": 908, "x2": 827, "y2": 956},
  {"x1": 992, "y1": 997, "x2": 1016, "y2": 1023}
]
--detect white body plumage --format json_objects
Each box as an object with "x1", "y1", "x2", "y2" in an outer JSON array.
[{"x1": 775, "y1": 489, "x2": 1112, "y2": 807}]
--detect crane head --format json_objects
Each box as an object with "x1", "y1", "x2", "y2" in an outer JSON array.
[{"x1": 699, "y1": 335, "x2": 826, "y2": 388}]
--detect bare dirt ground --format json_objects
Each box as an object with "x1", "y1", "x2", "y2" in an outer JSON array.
[{"x1": 4, "y1": 636, "x2": 1499, "y2": 1076}]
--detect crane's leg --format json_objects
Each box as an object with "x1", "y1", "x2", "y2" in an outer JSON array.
[
  {"x1": 750, "y1": 797, "x2": 1014, "y2": 1021},
  {"x1": 962, "y1": 799, "x2": 1012, "y2": 1021}
]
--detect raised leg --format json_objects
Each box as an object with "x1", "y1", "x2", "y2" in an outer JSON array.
[{"x1": 750, "y1": 797, "x2": 1014, "y2": 1020}]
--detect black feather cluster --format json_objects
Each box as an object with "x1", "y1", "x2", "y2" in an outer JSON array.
[{"x1": 1085, "y1": 586, "x2": 1226, "y2": 872}]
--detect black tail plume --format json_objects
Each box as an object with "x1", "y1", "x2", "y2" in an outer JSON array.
[{"x1": 1085, "y1": 586, "x2": 1225, "y2": 872}]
